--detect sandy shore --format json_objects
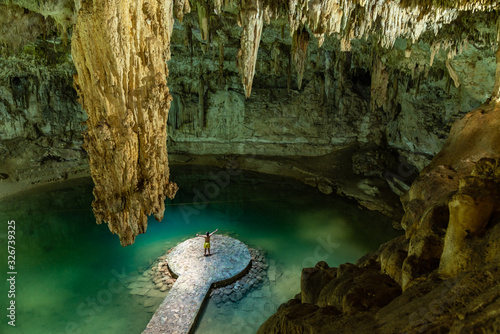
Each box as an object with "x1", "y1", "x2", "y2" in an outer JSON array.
[{"x1": 0, "y1": 167, "x2": 90, "y2": 201}]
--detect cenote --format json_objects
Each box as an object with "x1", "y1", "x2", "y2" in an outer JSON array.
[{"x1": 0, "y1": 165, "x2": 400, "y2": 334}]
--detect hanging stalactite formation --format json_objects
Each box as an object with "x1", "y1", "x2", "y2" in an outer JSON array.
[
  {"x1": 71, "y1": 0, "x2": 178, "y2": 246},
  {"x1": 292, "y1": 27, "x2": 310, "y2": 90},
  {"x1": 237, "y1": 0, "x2": 266, "y2": 98},
  {"x1": 198, "y1": 0, "x2": 500, "y2": 98},
  {"x1": 65, "y1": 0, "x2": 500, "y2": 246}
]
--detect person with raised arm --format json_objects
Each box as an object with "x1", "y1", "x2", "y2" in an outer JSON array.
[{"x1": 196, "y1": 229, "x2": 219, "y2": 256}]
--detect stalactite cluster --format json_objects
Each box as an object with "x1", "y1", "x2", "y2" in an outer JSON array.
[
  {"x1": 174, "y1": 0, "x2": 191, "y2": 22},
  {"x1": 194, "y1": 0, "x2": 500, "y2": 98},
  {"x1": 72, "y1": 0, "x2": 178, "y2": 246},
  {"x1": 47, "y1": 0, "x2": 500, "y2": 246}
]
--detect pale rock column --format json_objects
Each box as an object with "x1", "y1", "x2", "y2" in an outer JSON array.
[
  {"x1": 237, "y1": 0, "x2": 265, "y2": 98},
  {"x1": 72, "y1": 0, "x2": 178, "y2": 246}
]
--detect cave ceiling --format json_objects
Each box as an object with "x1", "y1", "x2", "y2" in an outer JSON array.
[{"x1": 1, "y1": 0, "x2": 500, "y2": 245}]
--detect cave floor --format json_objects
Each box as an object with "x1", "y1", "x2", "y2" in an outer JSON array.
[{"x1": 142, "y1": 235, "x2": 252, "y2": 334}]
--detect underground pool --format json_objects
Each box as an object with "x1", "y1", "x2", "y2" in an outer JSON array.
[{"x1": 0, "y1": 165, "x2": 400, "y2": 334}]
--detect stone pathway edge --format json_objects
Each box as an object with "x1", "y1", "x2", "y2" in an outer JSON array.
[{"x1": 187, "y1": 259, "x2": 253, "y2": 334}]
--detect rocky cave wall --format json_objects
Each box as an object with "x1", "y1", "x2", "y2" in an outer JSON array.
[
  {"x1": 166, "y1": 12, "x2": 497, "y2": 169},
  {"x1": 257, "y1": 99, "x2": 500, "y2": 334},
  {"x1": 0, "y1": 0, "x2": 499, "y2": 227},
  {"x1": 2, "y1": 0, "x2": 500, "y2": 332},
  {"x1": 0, "y1": 1, "x2": 87, "y2": 185}
]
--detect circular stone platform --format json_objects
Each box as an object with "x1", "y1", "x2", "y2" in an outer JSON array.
[
  {"x1": 143, "y1": 235, "x2": 252, "y2": 334},
  {"x1": 167, "y1": 234, "x2": 251, "y2": 284}
]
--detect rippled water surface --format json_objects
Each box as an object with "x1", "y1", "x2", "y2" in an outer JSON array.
[{"x1": 0, "y1": 165, "x2": 400, "y2": 334}]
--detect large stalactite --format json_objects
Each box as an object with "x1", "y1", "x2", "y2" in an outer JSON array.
[
  {"x1": 71, "y1": 0, "x2": 178, "y2": 246},
  {"x1": 237, "y1": 0, "x2": 265, "y2": 98},
  {"x1": 66, "y1": 0, "x2": 500, "y2": 246}
]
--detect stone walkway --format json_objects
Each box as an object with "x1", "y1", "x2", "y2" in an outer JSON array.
[{"x1": 142, "y1": 235, "x2": 252, "y2": 334}]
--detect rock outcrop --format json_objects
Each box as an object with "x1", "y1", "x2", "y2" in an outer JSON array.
[
  {"x1": 401, "y1": 101, "x2": 500, "y2": 287},
  {"x1": 259, "y1": 160, "x2": 500, "y2": 333},
  {"x1": 259, "y1": 35, "x2": 500, "y2": 331},
  {"x1": 258, "y1": 90, "x2": 500, "y2": 333},
  {"x1": 71, "y1": 0, "x2": 178, "y2": 246}
]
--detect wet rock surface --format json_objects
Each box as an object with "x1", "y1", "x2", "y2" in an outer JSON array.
[
  {"x1": 210, "y1": 248, "x2": 268, "y2": 306},
  {"x1": 258, "y1": 102, "x2": 500, "y2": 333},
  {"x1": 2, "y1": 1, "x2": 500, "y2": 219}
]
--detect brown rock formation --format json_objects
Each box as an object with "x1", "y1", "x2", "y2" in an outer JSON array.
[
  {"x1": 259, "y1": 25, "x2": 500, "y2": 331},
  {"x1": 72, "y1": 0, "x2": 178, "y2": 246},
  {"x1": 393, "y1": 62, "x2": 500, "y2": 288},
  {"x1": 378, "y1": 235, "x2": 408, "y2": 286},
  {"x1": 439, "y1": 158, "x2": 500, "y2": 277},
  {"x1": 400, "y1": 101, "x2": 500, "y2": 287},
  {"x1": 315, "y1": 262, "x2": 401, "y2": 315},
  {"x1": 258, "y1": 260, "x2": 401, "y2": 333},
  {"x1": 300, "y1": 261, "x2": 337, "y2": 304}
]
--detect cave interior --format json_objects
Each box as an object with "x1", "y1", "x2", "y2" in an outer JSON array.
[{"x1": 1, "y1": 0, "x2": 500, "y2": 333}]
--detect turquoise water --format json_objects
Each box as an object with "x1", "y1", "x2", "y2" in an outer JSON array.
[{"x1": 0, "y1": 165, "x2": 400, "y2": 334}]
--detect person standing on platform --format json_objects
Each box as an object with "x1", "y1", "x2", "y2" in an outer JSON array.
[{"x1": 196, "y1": 229, "x2": 218, "y2": 256}]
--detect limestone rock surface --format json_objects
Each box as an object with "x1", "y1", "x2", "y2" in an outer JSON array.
[
  {"x1": 258, "y1": 77, "x2": 500, "y2": 334},
  {"x1": 300, "y1": 261, "x2": 336, "y2": 305},
  {"x1": 1, "y1": 1, "x2": 499, "y2": 208},
  {"x1": 71, "y1": 0, "x2": 178, "y2": 246},
  {"x1": 2, "y1": 0, "x2": 500, "y2": 236}
]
